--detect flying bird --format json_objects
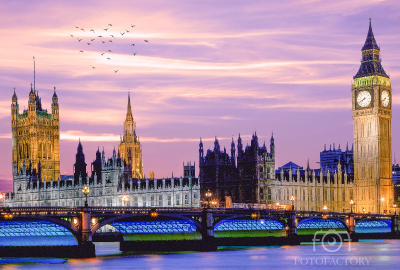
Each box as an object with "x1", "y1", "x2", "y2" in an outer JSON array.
[
  {"x1": 131, "y1": 24, "x2": 135, "y2": 27},
  {"x1": 120, "y1": 32, "x2": 125, "y2": 35},
  {"x1": 144, "y1": 40, "x2": 149, "y2": 43},
  {"x1": 75, "y1": 26, "x2": 79, "y2": 28},
  {"x1": 70, "y1": 34, "x2": 74, "y2": 37},
  {"x1": 108, "y1": 40, "x2": 113, "y2": 43},
  {"x1": 108, "y1": 24, "x2": 112, "y2": 26},
  {"x1": 126, "y1": 30, "x2": 130, "y2": 33},
  {"x1": 98, "y1": 35, "x2": 103, "y2": 38},
  {"x1": 107, "y1": 50, "x2": 113, "y2": 52},
  {"x1": 110, "y1": 35, "x2": 115, "y2": 38},
  {"x1": 77, "y1": 38, "x2": 82, "y2": 42},
  {"x1": 133, "y1": 52, "x2": 137, "y2": 56},
  {"x1": 91, "y1": 39, "x2": 95, "y2": 41},
  {"x1": 90, "y1": 65, "x2": 96, "y2": 69},
  {"x1": 104, "y1": 28, "x2": 109, "y2": 31},
  {"x1": 131, "y1": 44, "x2": 135, "y2": 46},
  {"x1": 114, "y1": 70, "x2": 118, "y2": 73},
  {"x1": 101, "y1": 53, "x2": 105, "y2": 55},
  {"x1": 79, "y1": 50, "x2": 84, "y2": 53},
  {"x1": 90, "y1": 29, "x2": 95, "y2": 33},
  {"x1": 87, "y1": 43, "x2": 91, "y2": 45},
  {"x1": 101, "y1": 40, "x2": 105, "y2": 43},
  {"x1": 107, "y1": 57, "x2": 111, "y2": 60},
  {"x1": 80, "y1": 28, "x2": 85, "y2": 32}
]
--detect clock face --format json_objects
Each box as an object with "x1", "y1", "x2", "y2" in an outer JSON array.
[
  {"x1": 381, "y1": 90, "x2": 390, "y2": 107},
  {"x1": 357, "y1": 91, "x2": 372, "y2": 108}
]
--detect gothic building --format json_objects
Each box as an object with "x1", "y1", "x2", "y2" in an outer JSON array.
[
  {"x1": 6, "y1": 141, "x2": 200, "y2": 207},
  {"x1": 352, "y1": 20, "x2": 394, "y2": 213},
  {"x1": 11, "y1": 84, "x2": 60, "y2": 190},
  {"x1": 199, "y1": 133, "x2": 275, "y2": 203},
  {"x1": 118, "y1": 93, "x2": 143, "y2": 179}
]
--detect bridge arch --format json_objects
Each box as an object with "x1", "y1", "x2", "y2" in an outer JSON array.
[
  {"x1": 0, "y1": 219, "x2": 79, "y2": 246},
  {"x1": 297, "y1": 217, "x2": 349, "y2": 234},
  {"x1": 92, "y1": 213, "x2": 203, "y2": 234},
  {"x1": 355, "y1": 219, "x2": 392, "y2": 233}
]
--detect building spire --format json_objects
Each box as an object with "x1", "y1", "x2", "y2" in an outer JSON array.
[
  {"x1": 33, "y1": 56, "x2": 35, "y2": 91},
  {"x1": 127, "y1": 92, "x2": 132, "y2": 116}
]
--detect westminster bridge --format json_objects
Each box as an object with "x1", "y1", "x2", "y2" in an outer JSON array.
[{"x1": 0, "y1": 206, "x2": 398, "y2": 258}]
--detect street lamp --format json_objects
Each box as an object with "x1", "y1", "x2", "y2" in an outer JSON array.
[
  {"x1": 204, "y1": 190, "x2": 213, "y2": 208},
  {"x1": 350, "y1": 199, "x2": 354, "y2": 213},
  {"x1": 323, "y1": 205, "x2": 327, "y2": 211},
  {"x1": 122, "y1": 195, "x2": 129, "y2": 206},
  {"x1": 290, "y1": 195, "x2": 295, "y2": 210},
  {"x1": 81, "y1": 185, "x2": 90, "y2": 207},
  {"x1": 393, "y1": 204, "x2": 397, "y2": 215}
]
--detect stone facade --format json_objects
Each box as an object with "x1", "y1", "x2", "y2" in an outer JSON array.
[
  {"x1": 11, "y1": 85, "x2": 60, "y2": 189},
  {"x1": 352, "y1": 20, "x2": 394, "y2": 214},
  {"x1": 5, "y1": 145, "x2": 200, "y2": 207}
]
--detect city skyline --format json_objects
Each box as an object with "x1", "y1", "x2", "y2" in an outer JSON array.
[{"x1": 1, "y1": 1, "x2": 400, "y2": 192}]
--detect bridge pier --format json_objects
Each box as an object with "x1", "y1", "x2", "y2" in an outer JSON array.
[
  {"x1": 286, "y1": 210, "x2": 300, "y2": 245},
  {"x1": 200, "y1": 208, "x2": 217, "y2": 251},
  {"x1": 391, "y1": 215, "x2": 399, "y2": 237},
  {"x1": 78, "y1": 207, "x2": 95, "y2": 258}
]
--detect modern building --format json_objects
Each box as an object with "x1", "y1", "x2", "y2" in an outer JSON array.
[
  {"x1": 351, "y1": 20, "x2": 394, "y2": 214},
  {"x1": 11, "y1": 84, "x2": 60, "y2": 190}
]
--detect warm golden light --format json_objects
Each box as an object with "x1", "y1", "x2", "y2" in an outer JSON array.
[
  {"x1": 122, "y1": 195, "x2": 129, "y2": 204},
  {"x1": 82, "y1": 185, "x2": 90, "y2": 195},
  {"x1": 250, "y1": 213, "x2": 257, "y2": 219},
  {"x1": 150, "y1": 211, "x2": 158, "y2": 218},
  {"x1": 276, "y1": 202, "x2": 280, "y2": 206},
  {"x1": 205, "y1": 190, "x2": 212, "y2": 198},
  {"x1": 323, "y1": 205, "x2": 327, "y2": 211},
  {"x1": 73, "y1": 218, "x2": 78, "y2": 225},
  {"x1": 290, "y1": 195, "x2": 295, "y2": 201},
  {"x1": 91, "y1": 217, "x2": 96, "y2": 225},
  {"x1": 350, "y1": 200, "x2": 354, "y2": 205},
  {"x1": 381, "y1": 197, "x2": 385, "y2": 202}
]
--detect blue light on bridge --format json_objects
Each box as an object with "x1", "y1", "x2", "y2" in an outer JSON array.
[
  {"x1": 214, "y1": 219, "x2": 285, "y2": 231},
  {"x1": 0, "y1": 221, "x2": 77, "y2": 246},
  {"x1": 297, "y1": 219, "x2": 346, "y2": 229},
  {"x1": 112, "y1": 220, "x2": 197, "y2": 234},
  {"x1": 355, "y1": 220, "x2": 392, "y2": 233}
]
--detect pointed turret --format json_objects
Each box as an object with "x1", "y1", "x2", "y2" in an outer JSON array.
[
  {"x1": 270, "y1": 132, "x2": 275, "y2": 157},
  {"x1": 127, "y1": 92, "x2": 133, "y2": 118},
  {"x1": 354, "y1": 19, "x2": 389, "y2": 79},
  {"x1": 214, "y1": 136, "x2": 220, "y2": 153}
]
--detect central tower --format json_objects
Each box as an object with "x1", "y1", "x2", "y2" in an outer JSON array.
[
  {"x1": 119, "y1": 93, "x2": 143, "y2": 178},
  {"x1": 352, "y1": 20, "x2": 394, "y2": 214}
]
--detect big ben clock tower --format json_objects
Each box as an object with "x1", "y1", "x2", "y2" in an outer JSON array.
[{"x1": 352, "y1": 20, "x2": 394, "y2": 214}]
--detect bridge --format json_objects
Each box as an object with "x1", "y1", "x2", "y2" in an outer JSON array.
[{"x1": 0, "y1": 206, "x2": 398, "y2": 258}]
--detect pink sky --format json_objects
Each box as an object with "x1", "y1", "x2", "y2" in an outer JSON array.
[{"x1": 1, "y1": 0, "x2": 400, "y2": 192}]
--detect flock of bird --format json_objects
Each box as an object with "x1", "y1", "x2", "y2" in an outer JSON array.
[{"x1": 70, "y1": 24, "x2": 149, "y2": 73}]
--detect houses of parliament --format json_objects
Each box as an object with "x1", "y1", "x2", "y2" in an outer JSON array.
[{"x1": 3, "y1": 21, "x2": 395, "y2": 214}]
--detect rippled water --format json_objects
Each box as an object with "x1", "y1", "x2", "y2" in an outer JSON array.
[{"x1": 1, "y1": 240, "x2": 400, "y2": 269}]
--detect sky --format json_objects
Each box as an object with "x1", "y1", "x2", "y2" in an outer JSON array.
[{"x1": 1, "y1": 0, "x2": 400, "y2": 192}]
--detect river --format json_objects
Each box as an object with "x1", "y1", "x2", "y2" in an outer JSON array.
[{"x1": 1, "y1": 240, "x2": 399, "y2": 269}]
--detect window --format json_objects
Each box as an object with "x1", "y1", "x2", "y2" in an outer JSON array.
[
  {"x1": 158, "y1": 195, "x2": 163, "y2": 206},
  {"x1": 134, "y1": 197, "x2": 138, "y2": 207},
  {"x1": 142, "y1": 196, "x2": 146, "y2": 207},
  {"x1": 176, "y1": 194, "x2": 180, "y2": 205},
  {"x1": 151, "y1": 196, "x2": 155, "y2": 206},
  {"x1": 168, "y1": 195, "x2": 172, "y2": 206},
  {"x1": 184, "y1": 194, "x2": 188, "y2": 205}
]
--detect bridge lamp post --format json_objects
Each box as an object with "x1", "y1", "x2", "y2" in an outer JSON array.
[
  {"x1": 82, "y1": 185, "x2": 90, "y2": 207},
  {"x1": 290, "y1": 195, "x2": 295, "y2": 210},
  {"x1": 381, "y1": 197, "x2": 385, "y2": 214},
  {"x1": 122, "y1": 195, "x2": 129, "y2": 207},
  {"x1": 350, "y1": 199, "x2": 354, "y2": 213},
  {"x1": 393, "y1": 204, "x2": 397, "y2": 215},
  {"x1": 204, "y1": 190, "x2": 212, "y2": 208},
  {"x1": 149, "y1": 209, "x2": 158, "y2": 218}
]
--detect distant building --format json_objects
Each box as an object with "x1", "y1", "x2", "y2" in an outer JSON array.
[
  {"x1": 199, "y1": 133, "x2": 275, "y2": 204},
  {"x1": 320, "y1": 143, "x2": 354, "y2": 178}
]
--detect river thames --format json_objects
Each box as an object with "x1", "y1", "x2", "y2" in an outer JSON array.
[{"x1": 0, "y1": 239, "x2": 399, "y2": 269}]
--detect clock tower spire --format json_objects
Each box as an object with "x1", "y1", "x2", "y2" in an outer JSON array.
[{"x1": 352, "y1": 20, "x2": 394, "y2": 214}]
